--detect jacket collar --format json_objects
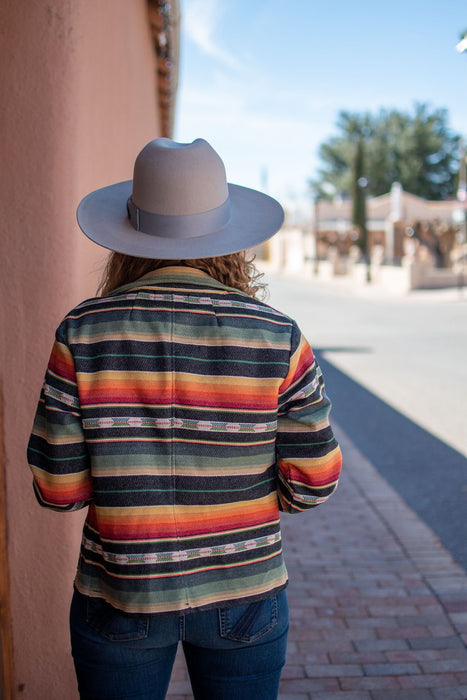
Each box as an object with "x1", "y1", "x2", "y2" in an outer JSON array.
[{"x1": 109, "y1": 265, "x2": 232, "y2": 296}]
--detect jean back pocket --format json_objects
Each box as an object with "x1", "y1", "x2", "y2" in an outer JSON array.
[
  {"x1": 219, "y1": 596, "x2": 278, "y2": 643},
  {"x1": 86, "y1": 596, "x2": 149, "y2": 642}
]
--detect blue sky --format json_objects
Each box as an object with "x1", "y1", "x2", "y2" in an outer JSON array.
[{"x1": 174, "y1": 0, "x2": 466, "y2": 209}]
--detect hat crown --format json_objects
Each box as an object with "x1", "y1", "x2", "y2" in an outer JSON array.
[
  {"x1": 77, "y1": 136, "x2": 284, "y2": 260},
  {"x1": 132, "y1": 138, "x2": 229, "y2": 216}
]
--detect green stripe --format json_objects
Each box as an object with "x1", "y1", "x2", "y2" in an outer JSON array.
[
  {"x1": 95, "y1": 476, "x2": 274, "y2": 495},
  {"x1": 73, "y1": 352, "x2": 288, "y2": 367},
  {"x1": 28, "y1": 446, "x2": 87, "y2": 462},
  {"x1": 278, "y1": 437, "x2": 336, "y2": 446}
]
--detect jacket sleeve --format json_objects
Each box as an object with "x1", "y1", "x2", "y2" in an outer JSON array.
[
  {"x1": 27, "y1": 322, "x2": 93, "y2": 512},
  {"x1": 275, "y1": 322, "x2": 342, "y2": 513}
]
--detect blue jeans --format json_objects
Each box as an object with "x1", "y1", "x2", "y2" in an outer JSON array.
[{"x1": 70, "y1": 589, "x2": 289, "y2": 700}]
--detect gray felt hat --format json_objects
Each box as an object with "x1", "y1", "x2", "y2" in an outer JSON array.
[{"x1": 76, "y1": 137, "x2": 284, "y2": 259}]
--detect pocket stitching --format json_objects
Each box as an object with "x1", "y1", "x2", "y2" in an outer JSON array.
[
  {"x1": 219, "y1": 597, "x2": 278, "y2": 643},
  {"x1": 86, "y1": 597, "x2": 149, "y2": 642}
]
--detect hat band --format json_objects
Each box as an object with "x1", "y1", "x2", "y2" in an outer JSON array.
[{"x1": 127, "y1": 197, "x2": 231, "y2": 239}]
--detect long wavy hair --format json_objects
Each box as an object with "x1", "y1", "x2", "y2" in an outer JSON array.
[{"x1": 97, "y1": 250, "x2": 268, "y2": 300}]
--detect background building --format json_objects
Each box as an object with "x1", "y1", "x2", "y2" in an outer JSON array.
[{"x1": 315, "y1": 183, "x2": 462, "y2": 266}]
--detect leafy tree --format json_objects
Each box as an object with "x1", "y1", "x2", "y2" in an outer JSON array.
[{"x1": 312, "y1": 103, "x2": 461, "y2": 201}]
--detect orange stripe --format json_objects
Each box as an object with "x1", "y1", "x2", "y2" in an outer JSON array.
[
  {"x1": 279, "y1": 336, "x2": 314, "y2": 394},
  {"x1": 77, "y1": 371, "x2": 280, "y2": 407},
  {"x1": 282, "y1": 451, "x2": 342, "y2": 486},
  {"x1": 34, "y1": 479, "x2": 91, "y2": 503},
  {"x1": 92, "y1": 496, "x2": 279, "y2": 540},
  {"x1": 49, "y1": 341, "x2": 76, "y2": 382}
]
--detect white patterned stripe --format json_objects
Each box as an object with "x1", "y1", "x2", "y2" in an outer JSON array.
[
  {"x1": 83, "y1": 532, "x2": 281, "y2": 566},
  {"x1": 82, "y1": 416, "x2": 277, "y2": 433}
]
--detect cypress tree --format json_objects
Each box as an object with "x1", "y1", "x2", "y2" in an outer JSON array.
[{"x1": 352, "y1": 135, "x2": 368, "y2": 256}]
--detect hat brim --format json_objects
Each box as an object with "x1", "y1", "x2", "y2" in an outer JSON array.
[{"x1": 76, "y1": 181, "x2": 284, "y2": 259}]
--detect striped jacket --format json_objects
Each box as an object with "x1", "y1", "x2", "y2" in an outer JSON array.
[{"x1": 28, "y1": 266, "x2": 342, "y2": 614}]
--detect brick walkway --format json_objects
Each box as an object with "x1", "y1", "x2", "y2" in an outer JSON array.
[{"x1": 166, "y1": 424, "x2": 467, "y2": 699}]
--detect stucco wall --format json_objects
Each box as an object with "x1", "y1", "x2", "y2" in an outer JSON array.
[{"x1": 0, "y1": 1, "x2": 161, "y2": 697}]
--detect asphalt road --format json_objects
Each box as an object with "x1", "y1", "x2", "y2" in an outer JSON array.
[{"x1": 265, "y1": 271, "x2": 467, "y2": 571}]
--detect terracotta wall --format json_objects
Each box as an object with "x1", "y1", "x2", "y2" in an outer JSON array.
[{"x1": 0, "y1": 1, "x2": 161, "y2": 697}]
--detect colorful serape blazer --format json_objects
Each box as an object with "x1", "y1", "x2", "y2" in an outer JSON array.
[{"x1": 28, "y1": 266, "x2": 342, "y2": 613}]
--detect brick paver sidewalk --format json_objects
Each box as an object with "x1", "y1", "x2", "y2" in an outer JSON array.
[{"x1": 166, "y1": 424, "x2": 467, "y2": 699}]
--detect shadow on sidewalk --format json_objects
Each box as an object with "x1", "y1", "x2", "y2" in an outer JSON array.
[{"x1": 315, "y1": 349, "x2": 467, "y2": 574}]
